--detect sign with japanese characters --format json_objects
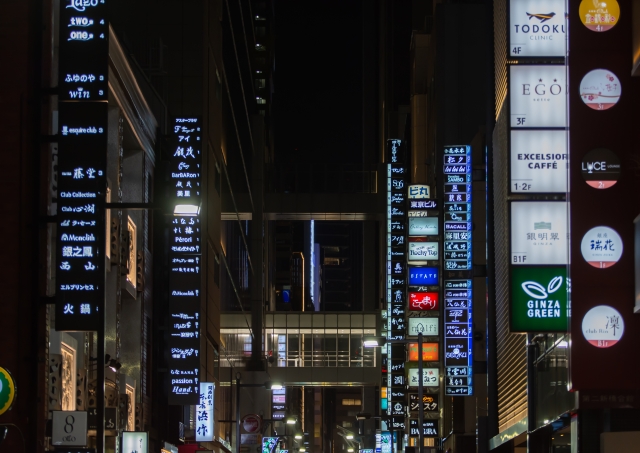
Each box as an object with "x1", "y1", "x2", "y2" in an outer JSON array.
[
  {"x1": 510, "y1": 65, "x2": 567, "y2": 128},
  {"x1": 408, "y1": 185, "x2": 430, "y2": 199},
  {"x1": 408, "y1": 292, "x2": 439, "y2": 311},
  {"x1": 407, "y1": 343, "x2": 439, "y2": 361},
  {"x1": 511, "y1": 266, "x2": 568, "y2": 332},
  {"x1": 510, "y1": 130, "x2": 568, "y2": 193},
  {"x1": 56, "y1": 102, "x2": 107, "y2": 331},
  {"x1": 579, "y1": 69, "x2": 621, "y2": 110},
  {"x1": 407, "y1": 367, "x2": 439, "y2": 387},
  {"x1": 444, "y1": 146, "x2": 472, "y2": 271},
  {"x1": 580, "y1": 226, "x2": 623, "y2": 268},
  {"x1": 167, "y1": 118, "x2": 202, "y2": 405},
  {"x1": 408, "y1": 241, "x2": 439, "y2": 262},
  {"x1": 195, "y1": 382, "x2": 214, "y2": 441},
  {"x1": 582, "y1": 305, "x2": 625, "y2": 348},
  {"x1": 509, "y1": 0, "x2": 567, "y2": 58},
  {"x1": 409, "y1": 419, "x2": 438, "y2": 437},
  {"x1": 59, "y1": 0, "x2": 109, "y2": 101},
  {"x1": 122, "y1": 431, "x2": 148, "y2": 453},
  {"x1": 511, "y1": 201, "x2": 568, "y2": 265},
  {"x1": 579, "y1": 0, "x2": 620, "y2": 32},
  {"x1": 443, "y1": 280, "x2": 473, "y2": 395}
]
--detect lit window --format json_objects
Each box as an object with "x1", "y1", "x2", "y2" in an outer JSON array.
[{"x1": 256, "y1": 97, "x2": 266, "y2": 105}]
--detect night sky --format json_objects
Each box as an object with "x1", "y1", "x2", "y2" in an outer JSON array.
[{"x1": 274, "y1": 1, "x2": 364, "y2": 164}]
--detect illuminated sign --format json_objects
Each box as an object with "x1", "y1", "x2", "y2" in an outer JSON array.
[
  {"x1": 409, "y1": 419, "x2": 438, "y2": 437},
  {"x1": 407, "y1": 367, "x2": 439, "y2": 387},
  {"x1": 582, "y1": 305, "x2": 625, "y2": 348},
  {"x1": 444, "y1": 146, "x2": 472, "y2": 271},
  {"x1": 511, "y1": 266, "x2": 568, "y2": 332},
  {"x1": 443, "y1": 280, "x2": 473, "y2": 395},
  {"x1": 167, "y1": 118, "x2": 203, "y2": 405},
  {"x1": 407, "y1": 343, "x2": 439, "y2": 361},
  {"x1": 408, "y1": 241, "x2": 439, "y2": 261},
  {"x1": 581, "y1": 148, "x2": 620, "y2": 189},
  {"x1": 510, "y1": 130, "x2": 568, "y2": 193},
  {"x1": 409, "y1": 394, "x2": 439, "y2": 413},
  {"x1": 408, "y1": 217, "x2": 438, "y2": 236},
  {"x1": 579, "y1": 69, "x2": 621, "y2": 110},
  {"x1": 408, "y1": 267, "x2": 439, "y2": 286},
  {"x1": 580, "y1": 226, "x2": 623, "y2": 268},
  {"x1": 408, "y1": 185, "x2": 430, "y2": 199},
  {"x1": 407, "y1": 317, "x2": 439, "y2": 336},
  {"x1": 579, "y1": 0, "x2": 620, "y2": 32},
  {"x1": 56, "y1": 102, "x2": 107, "y2": 331},
  {"x1": 59, "y1": 0, "x2": 109, "y2": 101},
  {"x1": 122, "y1": 432, "x2": 148, "y2": 453},
  {"x1": 510, "y1": 65, "x2": 567, "y2": 128},
  {"x1": 408, "y1": 292, "x2": 438, "y2": 311},
  {"x1": 195, "y1": 382, "x2": 215, "y2": 441},
  {"x1": 510, "y1": 201, "x2": 569, "y2": 265},
  {"x1": 509, "y1": 0, "x2": 567, "y2": 58}
]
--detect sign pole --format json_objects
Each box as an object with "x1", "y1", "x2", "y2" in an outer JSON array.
[
  {"x1": 97, "y1": 306, "x2": 105, "y2": 452},
  {"x1": 417, "y1": 332, "x2": 424, "y2": 453},
  {"x1": 236, "y1": 374, "x2": 241, "y2": 453}
]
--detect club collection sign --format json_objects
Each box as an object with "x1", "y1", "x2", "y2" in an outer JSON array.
[
  {"x1": 582, "y1": 305, "x2": 624, "y2": 347},
  {"x1": 581, "y1": 148, "x2": 620, "y2": 189},
  {"x1": 579, "y1": 0, "x2": 620, "y2": 32},
  {"x1": 579, "y1": 69, "x2": 621, "y2": 110},
  {"x1": 580, "y1": 226, "x2": 623, "y2": 268}
]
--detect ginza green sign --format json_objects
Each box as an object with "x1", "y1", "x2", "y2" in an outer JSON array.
[{"x1": 511, "y1": 266, "x2": 568, "y2": 332}]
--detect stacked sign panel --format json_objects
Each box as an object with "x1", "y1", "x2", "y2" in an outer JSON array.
[
  {"x1": 167, "y1": 118, "x2": 202, "y2": 405},
  {"x1": 56, "y1": 0, "x2": 109, "y2": 331},
  {"x1": 569, "y1": 0, "x2": 640, "y2": 392},
  {"x1": 386, "y1": 139, "x2": 407, "y2": 432},
  {"x1": 507, "y1": 0, "x2": 568, "y2": 334},
  {"x1": 442, "y1": 146, "x2": 473, "y2": 396}
]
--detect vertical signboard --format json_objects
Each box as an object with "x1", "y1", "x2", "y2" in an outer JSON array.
[
  {"x1": 196, "y1": 382, "x2": 214, "y2": 442},
  {"x1": 56, "y1": 0, "x2": 109, "y2": 332},
  {"x1": 442, "y1": 145, "x2": 473, "y2": 396},
  {"x1": 508, "y1": 0, "x2": 567, "y2": 58},
  {"x1": 167, "y1": 118, "x2": 202, "y2": 405}
]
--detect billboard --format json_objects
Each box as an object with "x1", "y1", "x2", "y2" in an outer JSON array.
[
  {"x1": 510, "y1": 201, "x2": 568, "y2": 265},
  {"x1": 510, "y1": 130, "x2": 568, "y2": 193},
  {"x1": 509, "y1": 0, "x2": 567, "y2": 58},
  {"x1": 510, "y1": 65, "x2": 567, "y2": 128},
  {"x1": 510, "y1": 266, "x2": 568, "y2": 332}
]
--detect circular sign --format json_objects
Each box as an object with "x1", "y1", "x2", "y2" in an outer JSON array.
[
  {"x1": 241, "y1": 414, "x2": 262, "y2": 433},
  {"x1": 0, "y1": 367, "x2": 17, "y2": 416},
  {"x1": 581, "y1": 148, "x2": 621, "y2": 189},
  {"x1": 580, "y1": 226, "x2": 623, "y2": 268},
  {"x1": 580, "y1": 69, "x2": 621, "y2": 110},
  {"x1": 582, "y1": 305, "x2": 625, "y2": 347},
  {"x1": 579, "y1": 0, "x2": 620, "y2": 32}
]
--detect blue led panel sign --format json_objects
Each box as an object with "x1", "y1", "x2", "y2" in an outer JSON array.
[
  {"x1": 444, "y1": 146, "x2": 472, "y2": 271},
  {"x1": 167, "y1": 118, "x2": 202, "y2": 405},
  {"x1": 408, "y1": 267, "x2": 439, "y2": 286},
  {"x1": 59, "y1": 0, "x2": 109, "y2": 101},
  {"x1": 443, "y1": 280, "x2": 473, "y2": 395},
  {"x1": 56, "y1": 102, "x2": 107, "y2": 331}
]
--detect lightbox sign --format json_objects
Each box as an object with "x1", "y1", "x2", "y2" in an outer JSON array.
[
  {"x1": 196, "y1": 382, "x2": 214, "y2": 441},
  {"x1": 511, "y1": 201, "x2": 568, "y2": 265},
  {"x1": 510, "y1": 130, "x2": 568, "y2": 193},
  {"x1": 408, "y1": 185, "x2": 430, "y2": 199},
  {"x1": 59, "y1": 0, "x2": 109, "y2": 101},
  {"x1": 509, "y1": 0, "x2": 567, "y2": 58},
  {"x1": 510, "y1": 266, "x2": 568, "y2": 332},
  {"x1": 408, "y1": 267, "x2": 439, "y2": 286},
  {"x1": 56, "y1": 102, "x2": 107, "y2": 331},
  {"x1": 579, "y1": 0, "x2": 620, "y2": 32},
  {"x1": 510, "y1": 65, "x2": 567, "y2": 128},
  {"x1": 167, "y1": 118, "x2": 202, "y2": 406},
  {"x1": 408, "y1": 241, "x2": 438, "y2": 262},
  {"x1": 122, "y1": 432, "x2": 148, "y2": 453},
  {"x1": 407, "y1": 343, "x2": 438, "y2": 361},
  {"x1": 444, "y1": 146, "x2": 472, "y2": 271},
  {"x1": 582, "y1": 305, "x2": 625, "y2": 348},
  {"x1": 408, "y1": 292, "x2": 439, "y2": 311},
  {"x1": 581, "y1": 148, "x2": 620, "y2": 189},
  {"x1": 407, "y1": 367, "x2": 439, "y2": 387},
  {"x1": 580, "y1": 226, "x2": 623, "y2": 268},
  {"x1": 579, "y1": 69, "x2": 621, "y2": 111},
  {"x1": 409, "y1": 419, "x2": 438, "y2": 437},
  {"x1": 443, "y1": 280, "x2": 473, "y2": 395},
  {"x1": 409, "y1": 217, "x2": 438, "y2": 236},
  {"x1": 407, "y1": 317, "x2": 438, "y2": 336},
  {"x1": 409, "y1": 393, "x2": 438, "y2": 413}
]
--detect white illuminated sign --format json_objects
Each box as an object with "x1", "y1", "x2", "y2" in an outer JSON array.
[
  {"x1": 407, "y1": 317, "x2": 439, "y2": 336},
  {"x1": 52, "y1": 411, "x2": 88, "y2": 447},
  {"x1": 409, "y1": 217, "x2": 438, "y2": 236},
  {"x1": 509, "y1": 0, "x2": 567, "y2": 57},
  {"x1": 122, "y1": 431, "x2": 149, "y2": 453},
  {"x1": 408, "y1": 185, "x2": 430, "y2": 199},
  {"x1": 582, "y1": 305, "x2": 625, "y2": 348},
  {"x1": 580, "y1": 226, "x2": 623, "y2": 268},
  {"x1": 510, "y1": 130, "x2": 568, "y2": 193},
  {"x1": 196, "y1": 382, "x2": 215, "y2": 441},
  {"x1": 408, "y1": 241, "x2": 438, "y2": 261},
  {"x1": 511, "y1": 201, "x2": 568, "y2": 265},
  {"x1": 407, "y1": 368, "x2": 439, "y2": 387},
  {"x1": 510, "y1": 65, "x2": 567, "y2": 128}
]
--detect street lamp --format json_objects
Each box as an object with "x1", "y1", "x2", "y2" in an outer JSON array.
[{"x1": 286, "y1": 415, "x2": 297, "y2": 425}]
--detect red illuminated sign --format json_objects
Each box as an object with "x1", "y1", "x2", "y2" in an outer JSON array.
[{"x1": 409, "y1": 292, "x2": 439, "y2": 311}]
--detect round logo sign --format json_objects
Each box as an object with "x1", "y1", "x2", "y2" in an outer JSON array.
[
  {"x1": 241, "y1": 414, "x2": 262, "y2": 433},
  {"x1": 582, "y1": 305, "x2": 624, "y2": 348},
  {"x1": 579, "y1": 0, "x2": 620, "y2": 32},
  {"x1": 580, "y1": 69, "x2": 621, "y2": 110},
  {"x1": 580, "y1": 226, "x2": 623, "y2": 268},
  {"x1": 581, "y1": 148, "x2": 620, "y2": 189},
  {"x1": 0, "y1": 367, "x2": 17, "y2": 416}
]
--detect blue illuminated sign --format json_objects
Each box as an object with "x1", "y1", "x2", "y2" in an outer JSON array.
[{"x1": 408, "y1": 267, "x2": 439, "y2": 286}]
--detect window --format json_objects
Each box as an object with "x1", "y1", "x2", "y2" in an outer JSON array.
[{"x1": 341, "y1": 399, "x2": 361, "y2": 406}]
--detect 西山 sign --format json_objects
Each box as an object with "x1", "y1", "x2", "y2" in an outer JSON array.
[
  {"x1": 509, "y1": 0, "x2": 567, "y2": 58},
  {"x1": 511, "y1": 201, "x2": 568, "y2": 265},
  {"x1": 510, "y1": 65, "x2": 567, "y2": 128},
  {"x1": 510, "y1": 266, "x2": 568, "y2": 332}
]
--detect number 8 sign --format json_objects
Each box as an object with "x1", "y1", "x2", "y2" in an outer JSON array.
[{"x1": 52, "y1": 410, "x2": 88, "y2": 446}]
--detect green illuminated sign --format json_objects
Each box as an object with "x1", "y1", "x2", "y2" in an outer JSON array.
[{"x1": 511, "y1": 266, "x2": 568, "y2": 332}]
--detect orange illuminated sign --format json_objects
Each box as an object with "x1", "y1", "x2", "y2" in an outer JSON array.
[{"x1": 408, "y1": 343, "x2": 439, "y2": 361}]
